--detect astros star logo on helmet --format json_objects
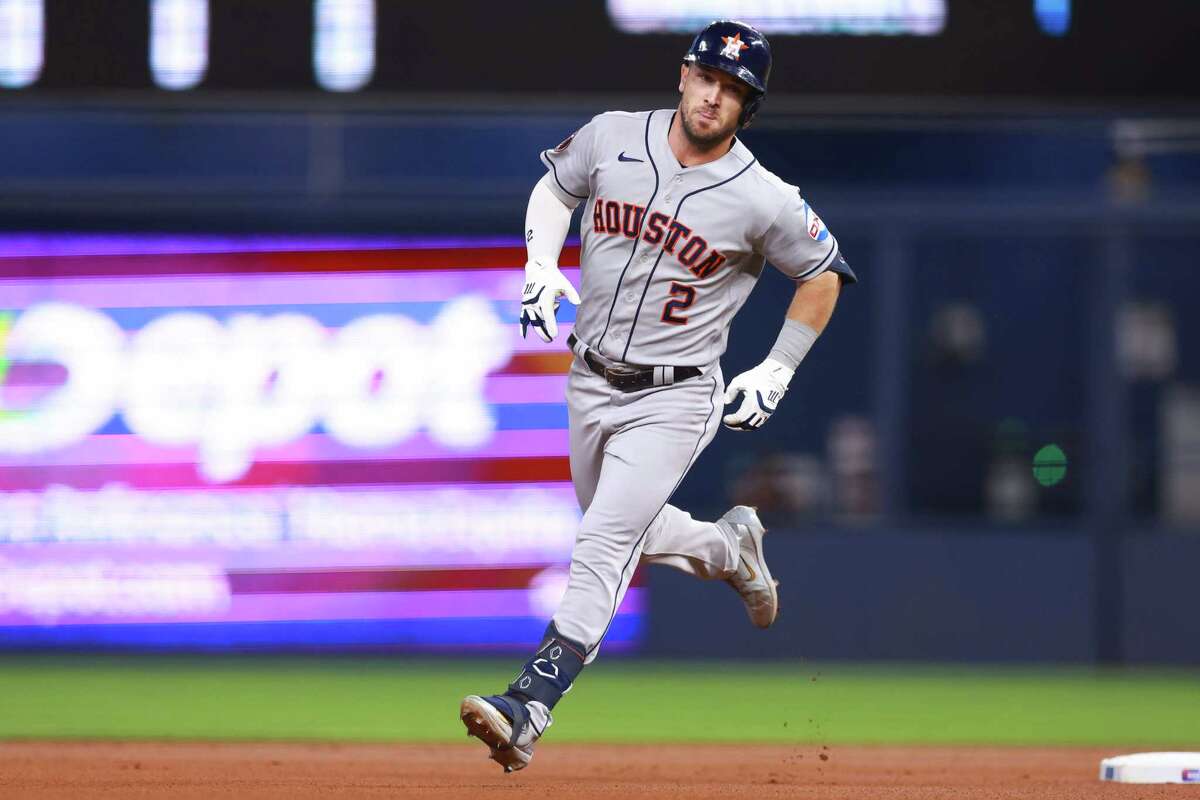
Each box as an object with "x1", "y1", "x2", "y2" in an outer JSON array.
[{"x1": 721, "y1": 33, "x2": 749, "y2": 60}]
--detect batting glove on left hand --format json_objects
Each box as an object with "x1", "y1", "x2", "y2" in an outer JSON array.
[
  {"x1": 722, "y1": 358, "x2": 795, "y2": 431},
  {"x1": 520, "y1": 260, "x2": 580, "y2": 343}
]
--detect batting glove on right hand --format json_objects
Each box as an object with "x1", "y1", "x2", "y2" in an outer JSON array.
[
  {"x1": 722, "y1": 358, "x2": 795, "y2": 431},
  {"x1": 520, "y1": 259, "x2": 580, "y2": 343}
]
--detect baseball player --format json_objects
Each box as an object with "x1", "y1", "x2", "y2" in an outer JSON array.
[{"x1": 461, "y1": 19, "x2": 856, "y2": 772}]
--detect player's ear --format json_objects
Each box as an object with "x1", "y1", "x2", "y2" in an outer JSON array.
[{"x1": 678, "y1": 63, "x2": 688, "y2": 93}]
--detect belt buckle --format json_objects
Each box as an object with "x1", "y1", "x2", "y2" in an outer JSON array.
[{"x1": 604, "y1": 365, "x2": 643, "y2": 391}]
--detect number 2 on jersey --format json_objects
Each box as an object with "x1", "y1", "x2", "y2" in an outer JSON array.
[{"x1": 660, "y1": 281, "x2": 696, "y2": 325}]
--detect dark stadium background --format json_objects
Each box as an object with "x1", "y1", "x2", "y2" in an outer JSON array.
[{"x1": 2, "y1": 0, "x2": 1198, "y2": 669}]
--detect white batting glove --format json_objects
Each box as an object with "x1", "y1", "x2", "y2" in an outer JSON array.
[
  {"x1": 520, "y1": 259, "x2": 580, "y2": 343},
  {"x1": 722, "y1": 358, "x2": 795, "y2": 431}
]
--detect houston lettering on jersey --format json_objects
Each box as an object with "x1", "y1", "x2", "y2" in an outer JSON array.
[{"x1": 592, "y1": 197, "x2": 728, "y2": 279}]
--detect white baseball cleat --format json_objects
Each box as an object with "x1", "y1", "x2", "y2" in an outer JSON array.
[
  {"x1": 460, "y1": 694, "x2": 551, "y2": 773},
  {"x1": 719, "y1": 505, "x2": 779, "y2": 628}
]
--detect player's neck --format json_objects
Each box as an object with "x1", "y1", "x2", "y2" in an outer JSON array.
[{"x1": 668, "y1": 111, "x2": 735, "y2": 168}]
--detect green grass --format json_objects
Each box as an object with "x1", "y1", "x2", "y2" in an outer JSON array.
[{"x1": 0, "y1": 656, "x2": 1196, "y2": 746}]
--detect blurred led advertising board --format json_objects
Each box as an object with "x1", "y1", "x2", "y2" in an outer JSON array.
[
  {"x1": 607, "y1": 0, "x2": 947, "y2": 35},
  {"x1": 0, "y1": 235, "x2": 643, "y2": 651},
  {"x1": 4, "y1": 0, "x2": 1189, "y2": 98}
]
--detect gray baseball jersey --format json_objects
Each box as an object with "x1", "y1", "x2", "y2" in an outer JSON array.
[{"x1": 541, "y1": 108, "x2": 852, "y2": 367}]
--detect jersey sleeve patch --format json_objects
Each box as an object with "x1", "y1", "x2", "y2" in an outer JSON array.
[
  {"x1": 802, "y1": 199, "x2": 829, "y2": 243},
  {"x1": 760, "y1": 188, "x2": 840, "y2": 281}
]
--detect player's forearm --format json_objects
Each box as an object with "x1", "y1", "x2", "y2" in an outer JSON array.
[
  {"x1": 766, "y1": 271, "x2": 841, "y2": 372},
  {"x1": 785, "y1": 270, "x2": 840, "y2": 334},
  {"x1": 525, "y1": 174, "x2": 576, "y2": 267}
]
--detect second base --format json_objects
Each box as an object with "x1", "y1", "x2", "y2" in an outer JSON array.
[{"x1": 1099, "y1": 752, "x2": 1200, "y2": 784}]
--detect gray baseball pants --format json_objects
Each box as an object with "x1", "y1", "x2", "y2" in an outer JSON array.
[{"x1": 551, "y1": 357, "x2": 740, "y2": 663}]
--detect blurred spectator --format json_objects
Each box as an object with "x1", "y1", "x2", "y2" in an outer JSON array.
[
  {"x1": 985, "y1": 419, "x2": 1036, "y2": 521},
  {"x1": 728, "y1": 416, "x2": 879, "y2": 525},
  {"x1": 1118, "y1": 302, "x2": 1177, "y2": 381},
  {"x1": 928, "y1": 301, "x2": 986, "y2": 369},
  {"x1": 1162, "y1": 386, "x2": 1200, "y2": 524},
  {"x1": 730, "y1": 452, "x2": 831, "y2": 522},
  {"x1": 986, "y1": 456, "x2": 1037, "y2": 522},
  {"x1": 827, "y1": 416, "x2": 879, "y2": 520}
]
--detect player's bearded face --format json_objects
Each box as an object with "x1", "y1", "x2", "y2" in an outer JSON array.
[{"x1": 678, "y1": 64, "x2": 746, "y2": 146}]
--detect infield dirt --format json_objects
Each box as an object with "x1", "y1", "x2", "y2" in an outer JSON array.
[{"x1": 0, "y1": 741, "x2": 1180, "y2": 799}]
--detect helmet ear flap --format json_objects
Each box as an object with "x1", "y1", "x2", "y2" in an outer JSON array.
[{"x1": 739, "y1": 94, "x2": 763, "y2": 128}]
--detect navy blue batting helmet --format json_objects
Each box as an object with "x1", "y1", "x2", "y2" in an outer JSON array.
[{"x1": 683, "y1": 20, "x2": 772, "y2": 128}]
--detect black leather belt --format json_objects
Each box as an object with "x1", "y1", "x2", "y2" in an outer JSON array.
[{"x1": 567, "y1": 333, "x2": 702, "y2": 392}]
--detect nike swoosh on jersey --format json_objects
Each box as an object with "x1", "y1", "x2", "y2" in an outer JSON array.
[{"x1": 617, "y1": 152, "x2": 644, "y2": 163}]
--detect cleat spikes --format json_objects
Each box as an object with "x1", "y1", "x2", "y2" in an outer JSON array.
[{"x1": 461, "y1": 694, "x2": 536, "y2": 773}]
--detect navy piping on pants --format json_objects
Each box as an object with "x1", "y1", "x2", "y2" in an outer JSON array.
[{"x1": 586, "y1": 375, "x2": 720, "y2": 657}]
